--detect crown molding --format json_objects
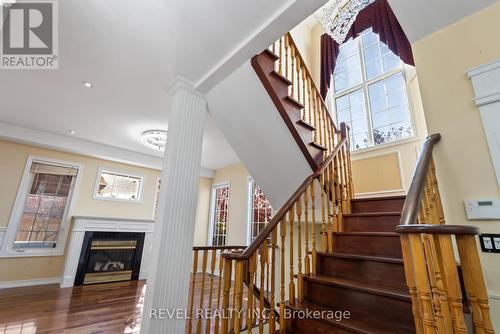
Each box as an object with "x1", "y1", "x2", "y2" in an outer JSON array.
[{"x1": 0, "y1": 121, "x2": 214, "y2": 178}]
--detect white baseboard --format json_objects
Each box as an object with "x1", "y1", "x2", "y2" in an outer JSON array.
[{"x1": 0, "y1": 277, "x2": 60, "y2": 289}]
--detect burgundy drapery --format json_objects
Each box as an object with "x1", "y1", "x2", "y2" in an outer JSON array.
[{"x1": 320, "y1": 0, "x2": 414, "y2": 99}]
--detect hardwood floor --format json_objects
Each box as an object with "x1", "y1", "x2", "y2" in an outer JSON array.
[
  {"x1": 0, "y1": 274, "x2": 255, "y2": 334},
  {"x1": 0, "y1": 280, "x2": 145, "y2": 334}
]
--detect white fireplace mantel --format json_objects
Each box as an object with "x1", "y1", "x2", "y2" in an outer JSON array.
[{"x1": 60, "y1": 216, "x2": 155, "y2": 288}]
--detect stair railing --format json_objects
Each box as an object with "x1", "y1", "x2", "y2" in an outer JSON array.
[
  {"x1": 396, "y1": 134, "x2": 495, "y2": 334},
  {"x1": 211, "y1": 125, "x2": 353, "y2": 334},
  {"x1": 187, "y1": 245, "x2": 247, "y2": 334},
  {"x1": 269, "y1": 33, "x2": 340, "y2": 158}
]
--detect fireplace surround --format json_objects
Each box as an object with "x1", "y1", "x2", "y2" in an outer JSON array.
[
  {"x1": 74, "y1": 231, "x2": 145, "y2": 285},
  {"x1": 60, "y1": 216, "x2": 154, "y2": 288}
]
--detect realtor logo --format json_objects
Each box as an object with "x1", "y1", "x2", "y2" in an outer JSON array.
[{"x1": 1, "y1": 0, "x2": 58, "y2": 69}]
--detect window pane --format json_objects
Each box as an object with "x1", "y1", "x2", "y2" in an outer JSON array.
[
  {"x1": 15, "y1": 168, "x2": 75, "y2": 249},
  {"x1": 212, "y1": 184, "x2": 230, "y2": 246},
  {"x1": 368, "y1": 73, "x2": 413, "y2": 145},
  {"x1": 333, "y1": 38, "x2": 361, "y2": 92},
  {"x1": 361, "y1": 29, "x2": 401, "y2": 80},
  {"x1": 248, "y1": 180, "x2": 273, "y2": 243},
  {"x1": 96, "y1": 171, "x2": 142, "y2": 201},
  {"x1": 335, "y1": 89, "x2": 370, "y2": 150}
]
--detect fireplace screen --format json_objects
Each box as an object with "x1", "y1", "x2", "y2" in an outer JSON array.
[{"x1": 75, "y1": 232, "x2": 144, "y2": 285}]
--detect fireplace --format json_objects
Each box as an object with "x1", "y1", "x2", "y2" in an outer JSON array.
[{"x1": 74, "y1": 231, "x2": 145, "y2": 286}]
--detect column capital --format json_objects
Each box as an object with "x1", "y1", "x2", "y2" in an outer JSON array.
[{"x1": 169, "y1": 76, "x2": 206, "y2": 100}]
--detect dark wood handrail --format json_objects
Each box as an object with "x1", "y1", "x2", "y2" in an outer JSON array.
[
  {"x1": 286, "y1": 33, "x2": 337, "y2": 133},
  {"x1": 224, "y1": 132, "x2": 348, "y2": 261},
  {"x1": 399, "y1": 133, "x2": 441, "y2": 226},
  {"x1": 193, "y1": 245, "x2": 246, "y2": 251},
  {"x1": 395, "y1": 224, "x2": 479, "y2": 235}
]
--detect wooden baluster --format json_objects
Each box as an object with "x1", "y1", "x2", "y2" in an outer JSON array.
[
  {"x1": 221, "y1": 258, "x2": 232, "y2": 334},
  {"x1": 278, "y1": 37, "x2": 284, "y2": 76},
  {"x1": 436, "y1": 234, "x2": 468, "y2": 334},
  {"x1": 296, "y1": 60, "x2": 302, "y2": 109},
  {"x1": 409, "y1": 233, "x2": 437, "y2": 334},
  {"x1": 329, "y1": 161, "x2": 338, "y2": 233},
  {"x1": 296, "y1": 197, "x2": 303, "y2": 302},
  {"x1": 284, "y1": 35, "x2": 290, "y2": 94},
  {"x1": 422, "y1": 234, "x2": 447, "y2": 334},
  {"x1": 290, "y1": 46, "x2": 296, "y2": 99},
  {"x1": 188, "y1": 250, "x2": 199, "y2": 334},
  {"x1": 302, "y1": 67, "x2": 308, "y2": 123},
  {"x1": 346, "y1": 128, "x2": 354, "y2": 201},
  {"x1": 259, "y1": 243, "x2": 268, "y2": 334},
  {"x1": 279, "y1": 220, "x2": 286, "y2": 334},
  {"x1": 334, "y1": 154, "x2": 343, "y2": 230},
  {"x1": 320, "y1": 173, "x2": 327, "y2": 252},
  {"x1": 456, "y1": 235, "x2": 495, "y2": 334},
  {"x1": 430, "y1": 160, "x2": 445, "y2": 225},
  {"x1": 233, "y1": 261, "x2": 244, "y2": 334},
  {"x1": 340, "y1": 145, "x2": 348, "y2": 214},
  {"x1": 312, "y1": 91, "x2": 319, "y2": 145},
  {"x1": 343, "y1": 145, "x2": 351, "y2": 213},
  {"x1": 205, "y1": 250, "x2": 217, "y2": 334},
  {"x1": 304, "y1": 183, "x2": 311, "y2": 275},
  {"x1": 270, "y1": 228, "x2": 277, "y2": 334},
  {"x1": 246, "y1": 253, "x2": 257, "y2": 334},
  {"x1": 311, "y1": 181, "x2": 317, "y2": 273},
  {"x1": 400, "y1": 234, "x2": 424, "y2": 334},
  {"x1": 317, "y1": 98, "x2": 324, "y2": 148},
  {"x1": 214, "y1": 251, "x2": 225, "y2": 334},
  {"x1": 288, "y1": 207, "x2": 296, "y2": 305},
  {"x1": 306, "y1": 77, "x2": 312, "y2": 128},
  {"x1": 196, "y1": 250, "x2": 209, "y2": 333},
  {"x1": 325, "y1": 165, "x2": 333, "y2": 253}
]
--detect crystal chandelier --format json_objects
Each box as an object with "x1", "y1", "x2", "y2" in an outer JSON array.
[
  {"x1": 0, "y1": 0, "x2": 16, "y2": 6},
  {"x1": 315, "y1": 0, "x2": 373, "y2": 44},
  {"x1": 141, "y1": 130, "x2": 168, "y2": 152}
]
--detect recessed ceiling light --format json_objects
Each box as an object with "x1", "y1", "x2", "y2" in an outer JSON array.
[
  {"x1": 141, "y1": 130, "x2": 167, "y2": 152},
  {"x1": 68, "y1": 130, "x2": 76, "y2": 135},
  {"x1": 81, "y1": 81, "x2": 92, "y2": 88}
]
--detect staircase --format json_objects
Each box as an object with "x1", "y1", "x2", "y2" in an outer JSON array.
[
  {"x1": 285, "y1": 195, "x2": 415, "y2": 334},
  {"x1": 193, "y1": 32, "x2": 496, "y2": 334}
]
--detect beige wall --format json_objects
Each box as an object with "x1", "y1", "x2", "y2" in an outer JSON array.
[
  {"x1": 211, "y1": 163, "x2": 251, "y2": 246},
  {"x1": 0, "y1": 139, "x2": 212, "y2": 282},
  {"x1": 412, "y1": 2, "x2": 500, "y2": 327}
]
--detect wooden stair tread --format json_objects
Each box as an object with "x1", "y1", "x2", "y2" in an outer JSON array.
[
  {"x1": 262, "y1": 48, "x2": 279, "y2": 61},
  {"x1": 351, "y1": 195, "x2": 406, "y2": 202},
  {"x1": 309, "y1": 141, "x2": 328, "y2": 151},
  {"x1": 285, "y1": 300, "x2": 415, "y2": 334},
  {"x1": 296, "y1": 119, "x2": 316, "y2": 131},
  {"x1": 343, "y1": 211, "x2": 401, "y2": 217},
  {"x1": 318, "y1": 252, "x2": 404, "y2": 264},
  {"x1": 284, "y1": 95, "x2": 304, "y2": 109},
  {"x1": 334, "y1": 231, "x2": 399, "y2": 237},
  {"x1": 304, "y1": 274, "x2": 410, "y2": 301},
  {"x1": 270, "y1": 70, "x2": 292, "y2": 86}
]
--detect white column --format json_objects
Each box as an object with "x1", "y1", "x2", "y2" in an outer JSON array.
[{"x1": 141, "y1": 77, "x2": 207, "y2": 334}]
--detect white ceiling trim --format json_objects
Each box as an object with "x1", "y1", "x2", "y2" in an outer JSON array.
[{"x1": 0, "y1": 122, "x2": 215, "y2": 178}]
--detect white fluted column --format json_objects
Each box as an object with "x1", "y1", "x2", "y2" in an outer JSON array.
[{"x1": 141, "y1": 77, "x2": 207, "y2": 334}]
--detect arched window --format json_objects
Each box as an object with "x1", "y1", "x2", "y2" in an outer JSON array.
[{"x1": 327, "y1": 28, "x2": 414, "y2": 150}]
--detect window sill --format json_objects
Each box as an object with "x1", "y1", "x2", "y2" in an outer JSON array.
[
  {"x1": 0, "y1": 247, "x2": 65, "y2": 258},
  {"x1": 350, "y1": 136, "x2": 425, "y2": 157},
  {"x1": 92, "y1": 196, "x2": 144, "y2": 204}
]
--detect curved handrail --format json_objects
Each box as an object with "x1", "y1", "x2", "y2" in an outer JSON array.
[
  {"x1": 395, "y1": 224, "x2": 479, "y2": 235},
  {"x1": 399, "y1": 133, "x2": 441, "y2": 225},
  {"x1": 224, "y1": 134, "x2": 348, "y2": 261}
]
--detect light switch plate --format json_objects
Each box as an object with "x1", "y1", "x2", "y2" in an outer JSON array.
[{"x1": 479, "y1": 234, "x2": 500, "y2": 253}]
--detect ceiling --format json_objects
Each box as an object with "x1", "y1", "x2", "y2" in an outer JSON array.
[
  {"x1": 0, "y1": 0, "x2": 302, "y2": 171},
  {"x1": 388, "y1": 0, "x2": 500, "y2": 43}
]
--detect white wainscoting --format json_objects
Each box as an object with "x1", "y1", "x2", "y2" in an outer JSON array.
[
  {"x1": 468, "y1": 59, "x2": 500, "y2": 186},
  {"x1": 60, "y1": 216, "x2": 155, "y2": 288}
]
